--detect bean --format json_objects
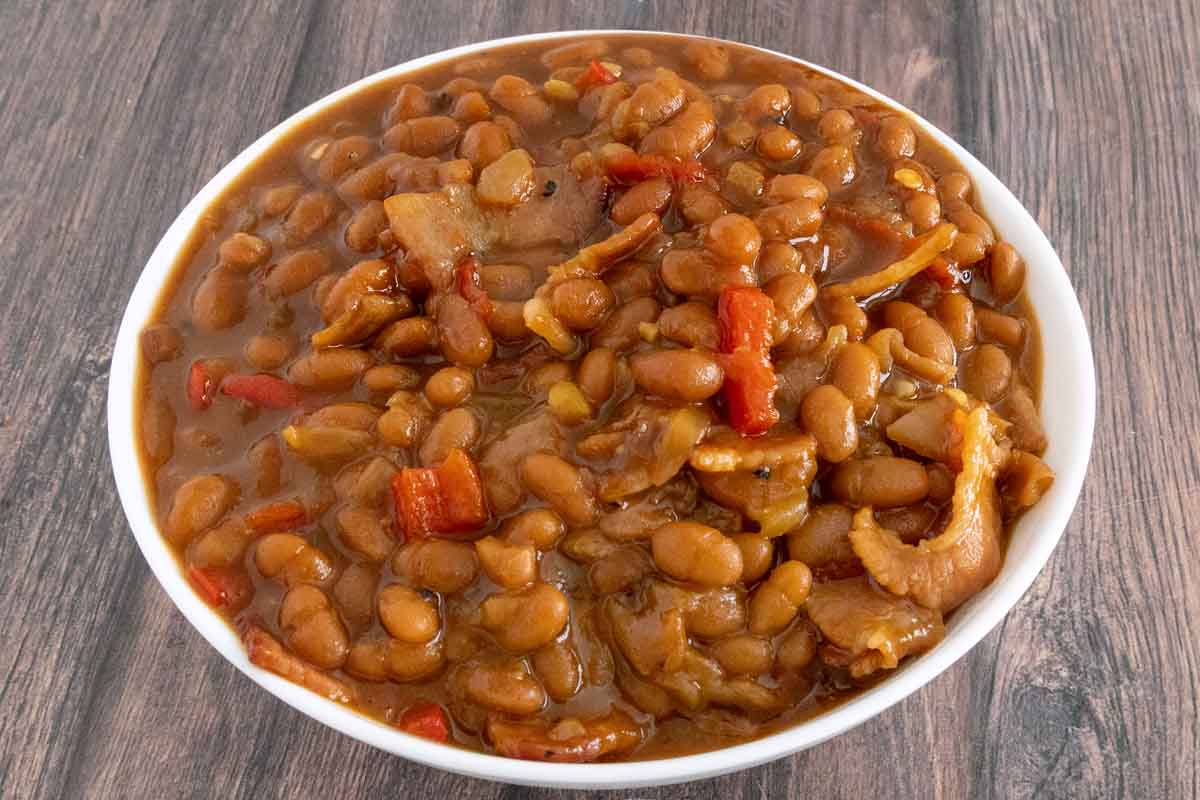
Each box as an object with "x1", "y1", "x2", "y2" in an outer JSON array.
[
  {"x1": 743, "y1": 84, "x2": 791, "y2": 119},
  {"x1": 827, "y1": 295, "x2": 868, "y2": 341},
  {"x1": 475, "y1": 535, "x2": 538, "y2": 588},
  {"x1": 392, "y1": 539, "x2": 478, "y2": 593},
  {"x1": 377, "y1": 392, "x2": 431, "y2": 448},
  {"x1": 259, "y1": 183, "x2": 303, "y2": 217},
  {"x1": 376, "y1": 317, "x2": 437, "y2": 358},
  {"x1": 754, "y1": 198, "x2": 823, "y2": 240},
  {"x1": 480, "y1": 582, "x2": 570, "y2": 652},
  {"x1": 905, "y1": 192, "x2": 941, "y2": 232},
  {"x1": 977, "y1": 307, "x2": 1025, "y2": 349},
  {"x1": 786, "y1": 503, "x2": 855, "y2": 565},
  {"x1": 988, "y1": 241, "x2": 1026, "y2": 304},
  {"x1": 378, "y1": 584, "x2": 440, "y2": 643},
  {"x1": 828, "y1": 456, "x2": 930, "y2": 507},
  {"x1": 937, "y1": 172, "x2": 971, "y2": 202},
  {"x1": 532, "y1": 642, "x2": 582, "y2": 702},
  {"x1": 949, "y1": 231, "x2": 987, "y2": 265},
  {"x1": 651, "y1": 522, "x2": 743, "y2": 587},
  {"x1": 961, "y1": 344, "x2": 1012, "y2": 403},
  {"x1": 244, "y1": 334, "x2": 292, "y2": 370},
  {"x1": 590, "y1": 547, "x2": 653, "y2": 593},
  {"x1": 800, "y1": 384, "x2": 859, "y2": 463},
  {"x1": 337, "y1": 153, "x2": 403, "y2": 202},
  {"x1": 705, "y1": 213, "x2": 763, "y2": 267},
  {"x1": 591, "y1": 295, "x2": 660, "y2": 351},
  {"x1": 876, "y1": 115, "x2": 916, "y2": 159},
  {"x1": 262, "y1": 249, "x2": 331, "y2": 297},
  {"x1": 711, "y1": 635, "x2": 773, "y2": 676},
  {"x1": 419, "y1": 407, "x2": 481, "y2": 466},
  {"x1": 551, "y1": 278, "x2": 615, "y2": 330},
  {"x1": 141, "y1": 393, "x2": 175, "y2": 468},
  {"x1": 630, "y1": 349, "x2": 724, "y2": 403},
  {"x1": 283, "y1": 191, "x2": 337, "y2": 243},
  {"x1": 321, "y1": 259, "x2": 395, "y2": 322},
  {"x1": 386, "y1": 83, "x2": 432, "y2": 124},
  {"x1": 165, "y1": 475, "x2": 238, "y2": 546},
  {"x1": 501, "y1": 508, "x2": 566, "y2": 550},
  {"x1": 437, "y1": 295, "x2": 494, "y2": 367},
  {"x1": 934, "y1": 292, "x2": 976, "y2": 350},
  {"x1": 463, "y1": 659, "x2": 546, "y2": 715},
  {"x1": 612, "y1": 177, "x2": 673, "y2": 225},
  {"x1": 332, "y1": 562, "x2": 379, "y2": 632},
  {"x1": 317, "y1": 135, "x2": 376, "y2": 184},
  {"x1": 684, "y1": 40, "x2": 731, "y2": 80},
  {"x1": 605, "y1": 261, "x2": 658, "y2": 301},
  {"x1": 458, "y1": 121, "x2": 513, "y2": 170},
  {"x1": 766, "y1": 273, "x2": 816, "y2": 340},
  {"x1": 256, "y1": 533, "x2": 334, "y2": 586},
  {"x1": 790, "y1": 86, "x2": 822, "y2": 120},
  {"x1": 775, "y1": 625, "x2": 817, "y2": 671},
  {"x1": 247, "y1": 436, "x2": 282, "y2": 497},
  {"x1": 765, "y1": 173, "x2": 828, "y2": 207},
  {"x1": 218, "y1": 232, "x2": 271, "y2": 273},
  {"x1": 576, "y1": 347, "x2": 617, "y2": 407},
  {"x1": 758, "y1": 241, "x2": 802, "y2": 282},
  {"x1": 885, "y1": 302, "x2": 955, "y2": 364},
  {"x1": 927, "y1": 462, "x2": 955, "y2": 502},
  {"x1": 830, "y1": 342, "x2": 881, "y2": 419},
  {"x1": 488, "y1": 300, "x2": 530, "y2": 341},
  {"x1": 479, "y1": 263, "x2": 534, "y2": 300},
  {"x1": 732, "y1": 532, "x2": 774, "y2": 583},
  {"x1": 140, "y1": 323, "x2": 183, "y2": 365},
  {"x1": 336, "y1": 506, "x2": 394, "y2": 563},
  {"x1": 677, "y1": 183, "x2": 729, "y2": 226},
  {"x1": 657, "y1": 302, "x2": 719, "y2": 351},
  {"x1": 383, "y1": 116, "x2": 461, "y2": 157},
  {"x1": 489, "y1": 74, "x2": 552, "y2": 127},
  {"x1": 519, "y1": 452, "x2": 598, "y2": 527},
  {"x1": 279, "y1": 585, "x2": 349, "y2": 669},
  {"x1": 362, "y1": 364, "x2": 421, "y2": 394},
  {"x1": 345, "y1": 201, "x2": 389, "y2": 253},
  {"x1": 810, "y1": 143, "x2": 855, "y2": 189},
  {"x1": 748, "y1": 560, "x2": 812, "y2": 634},
  {"x1": 424, "y1": 366, "x2": 474, "y2": 407},
  {"x1": 288, "y1": 348, "x2": 372, "y2": 391},
  {"x1": 451, "y1": 90, "x2": 492, "y2": 123},
  {"x1": 756, "y1": 124, "x2": 802, "y2": 161},
  {"x1": 679, "y1": 590, "x2": 743, "y2": 643},
  {"x1": 192, "y1": 268, "x2": 247, "y2": 331}
]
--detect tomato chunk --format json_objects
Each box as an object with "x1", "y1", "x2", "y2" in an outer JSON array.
[
  {"x1": 187, "y1": 565, "x2": 252, "y2": 610},
  {"x1": 719, "y1": 349, "x2": 780, "y2": 436},
  {"x1": 716, "y1": 286, "x2": 779, "y2": 435},
  {"x1": 391, "y1": 448, "x2": 489, "y2": 537},
  {"x1": 718, "y1": 285, "x2": 775, "y2": 353},
  {"x1": 574, "y1": 59, "x2": 618, "y2": 93},
  {"x1": 244, "y1": 500, "x2": 307, "y2": 533},
  {"x1": 221, "y1": 374, "x2": 301, "y2": 409},
  {"x1": 398, "y1": 701, "x2": 450, "y2": 742},
  {"x1": 455, "y1": 256, "x2": 494, "y2": 321},
  {"x1": 606, "y1": 152, "x2": 709, "y2": 186},
  {"x1": 187, "y1": 361, "x2": 217, "y2": 411}
]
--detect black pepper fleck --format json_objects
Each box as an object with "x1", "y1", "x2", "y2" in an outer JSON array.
[
  {"x1": 543, "y1": 179, "x2": 558, "y2": 196},
  {"x1": 753, "y1": 466, "x2": 771, "y2": 480}
]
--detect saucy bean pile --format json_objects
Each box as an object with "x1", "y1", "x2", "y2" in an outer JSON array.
[{"x1": 137, "y1": 34, "x2": 1054, "y2": 760}]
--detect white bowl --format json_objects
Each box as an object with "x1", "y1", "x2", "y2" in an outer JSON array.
[{"x1": 107, "y1": 30, "x2": 1096, "y2": 790}]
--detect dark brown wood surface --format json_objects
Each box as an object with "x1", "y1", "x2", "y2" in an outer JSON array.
[{"x1": 1, "y1": 1, "x2": 1196, "y2": 797}]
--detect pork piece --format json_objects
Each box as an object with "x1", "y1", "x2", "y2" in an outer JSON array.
[
  {"x1": 487, "y1": 710, "x2": 643, "y2": 762},
  {"x1": 849, "y1": 405, "x2": 1004, "y2": 611},
  {"x1": 491, "y1": 166, "x2": 606, "y2": 250},
  {"x1": 478, "y1": 409, "x2": 562, "y2": 513},
  {"x1": 384, "y1": 184, "x2": 489, "y2": 290},
  {"x1": 806, "y1": 577, "x2": 944, "y2": 678}
]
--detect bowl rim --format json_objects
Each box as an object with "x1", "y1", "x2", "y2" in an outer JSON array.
[{"x1": 107, "y1": 29, "x2": 1096, "y2": 789}]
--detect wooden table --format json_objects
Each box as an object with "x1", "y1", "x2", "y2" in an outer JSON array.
[{"x1": 2, "y1": 1, "x2": 1196, "y2": 797}]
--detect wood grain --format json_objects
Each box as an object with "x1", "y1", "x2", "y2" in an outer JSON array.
[{"x1": 0, "y1": 0, "x2": 1196, "y2": 797}]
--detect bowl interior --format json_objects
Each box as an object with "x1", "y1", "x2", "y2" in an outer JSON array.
[{"x1": 106, "y1": 30, "x2": 1095, "y2": 789}]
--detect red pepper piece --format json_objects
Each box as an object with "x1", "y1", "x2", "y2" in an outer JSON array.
[
  {"x1": 574, "y1": 59, "x2": 618, "y2": 93},
  {"x1": 437, "y1": 448, "x2": 489, "y2": 531},
  {"x1": 187, "y1": 361, "x2": 216, "y2": 411},
  {"x1": 718, "y1": 285, "x2": 776, "y2": 354},
  {"x1": 187, "y1": 565, "x2": 252, "y2": 610},
  {"x1": 221, "y1": 374, "x2": 301, "y2": 409},
  {"x1": 398, "y1": 701, "x2": 451, "y2": 742},
  {"x1": 923, "y1": 256, "x2": 962, "y2": 289},
  {"x1": 606, "y1": 152, "x2": 709, "y2": 186},
  {"x1": 391, "y1": 448, "x2": 489, "y2": 538},
  {"x1": 455, "y1": 256, "x2": 494, "y2": 321},
  {"x1": 718, "y1": 349, "x2": 780, "y2": 436},
  {"x1": 244, "y1": 500, "x2": 307, "y2": 533},
  {"x1": 392, "y1": 468, "x2": 447, "y2": 538}
]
